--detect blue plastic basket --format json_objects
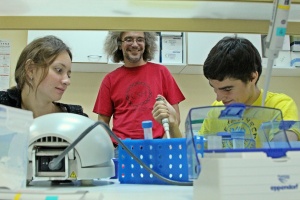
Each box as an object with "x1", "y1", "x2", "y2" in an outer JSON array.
[{"x1": 118, "y1": 138, "x2": 189, "y2": 184}]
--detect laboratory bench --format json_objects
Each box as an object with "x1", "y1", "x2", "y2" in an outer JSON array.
[{"x1": 25, "y1": 179, "x2": 193, "y2": 200}]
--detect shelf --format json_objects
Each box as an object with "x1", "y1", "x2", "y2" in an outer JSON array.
[
  {"x1": 72, "y1": 62, "x2": 186, "y2": 74},
  {"x1": 180, "y1": 65, "x2": 300, "y2": 76},
  {"x1": 1, "y1": 0, "x2": 300, "y2": 34},
  {"x1": 71, "y1": 62, "x2": 300, "y2": 77}
]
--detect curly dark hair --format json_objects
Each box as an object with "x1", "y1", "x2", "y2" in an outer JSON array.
[{"x1": 103, "y1": 31, "x2": 158, "y2": 63}]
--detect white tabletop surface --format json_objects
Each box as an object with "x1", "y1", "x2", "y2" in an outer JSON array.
[{"x1": 26, "y1": 179, "x2": 193, "y2": 200}]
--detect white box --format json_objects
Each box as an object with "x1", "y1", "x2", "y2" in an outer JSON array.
[
  {"x1": 291, "y1": 42, "x2": 300, "y2": 52},
  {"x1": 291, "y1": 52, "x2": 300, "y2": 67},
  {"x1": 153, "y1": 35, "x2": 160, "y2": 63},
  {"x1": 161, "y1": 36, "x2": 183, "y2": 50},
  {"x1": 274, "y1": 51, "x2": 291, "y2": 68},
  {"x1": 0, "y1": 105, "x2": 33, "y2": 189},
  {"x1": 193, "y1": 151, "x2": 300, "y2": 200},
  {"x1": 160, "y1": 32, "x2": 182, "y2": 36},
  {"x1": 161, "y1": 36, "x2": 183, "y2": 63},
  {"x1": 281, "y1": 35, "x2": 291, "y2": 51},
  {"x1": 161, "y1": 50, "x2": 183, "y2": 64},
  {"x1": 290, "y1": 35, "x2": 300, "y2": 52},
  {"x1": 262, "y1": 50, "x2": 292, "y2": 68}
]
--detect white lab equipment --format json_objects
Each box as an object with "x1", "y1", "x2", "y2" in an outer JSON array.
[
  {"x1": 27, "y1": 113, "x2": 115, "y2": 183},
  {"x1": 185, "y1": 104, "x2": 300, "y2": 200},
  {"x1": 262, "y1": 0, "x2": 291, "y2": 106},
  {"x1": 156, "y1": 96, "x2": 170, "y2": 139},
  {"x1": 142, "y1": 120, "x2": 153, "y2": 139},
  {"x1": 193, "y1": 150, "x2": 300, "y2": 200}
]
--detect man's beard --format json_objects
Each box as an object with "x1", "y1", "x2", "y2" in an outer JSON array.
[{"x1": 126, "y1": 54, "x2": 143, "y2": 63}]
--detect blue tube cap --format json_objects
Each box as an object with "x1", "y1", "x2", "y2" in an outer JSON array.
[
  {"x1": 217, "y1": 132, "x2": 231, "y2": 138},
  {"x1": 231, "y1": 131, "x2": 245, "y2": 138},
  {"x1": 142, "y1": 120, "x2": 153, "y2": 128}
]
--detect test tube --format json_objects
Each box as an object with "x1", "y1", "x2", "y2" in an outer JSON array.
[
  {"x1": 231, "y1": 131, "x2": 245, "y2": 149},
  {"x1": 217, "y1": 132, "x2": 231, "y2": 149},
  {"x1": 207, "y1": 135, "x2": 222, "y2": 149},
  {"x1": 142, "y1": 120, "x2": 153, "y2": 139}
]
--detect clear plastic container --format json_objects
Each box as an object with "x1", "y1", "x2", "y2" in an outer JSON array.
[{"x1": 0, "y1": 105, "x2": 33, "y2": 189}]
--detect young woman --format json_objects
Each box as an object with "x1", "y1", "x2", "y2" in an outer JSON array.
[{"x1": 0, "y1": 35, "x2": 87, "y2": 118}]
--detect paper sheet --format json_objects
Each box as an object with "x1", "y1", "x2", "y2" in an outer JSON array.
[{"x1": 0, "y1": 40, "x2": 10, "y2": 91}]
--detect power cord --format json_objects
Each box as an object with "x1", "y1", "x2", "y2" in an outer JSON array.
[{"x1": 48, "y1": 122, "x2": 100, "y2": 170}]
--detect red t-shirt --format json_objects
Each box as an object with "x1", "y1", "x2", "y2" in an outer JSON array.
[{"x1": 93, "y1": 62, "x2": 185, "y2": 143}]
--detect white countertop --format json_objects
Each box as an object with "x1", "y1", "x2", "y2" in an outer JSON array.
[{"x1": 25, "y1": 179, "x2": 193, "y2": 200}]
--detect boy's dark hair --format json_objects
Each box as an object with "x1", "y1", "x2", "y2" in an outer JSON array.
[{"x1": 203, "y1": 36, "x2": 262, "y2": 84}]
